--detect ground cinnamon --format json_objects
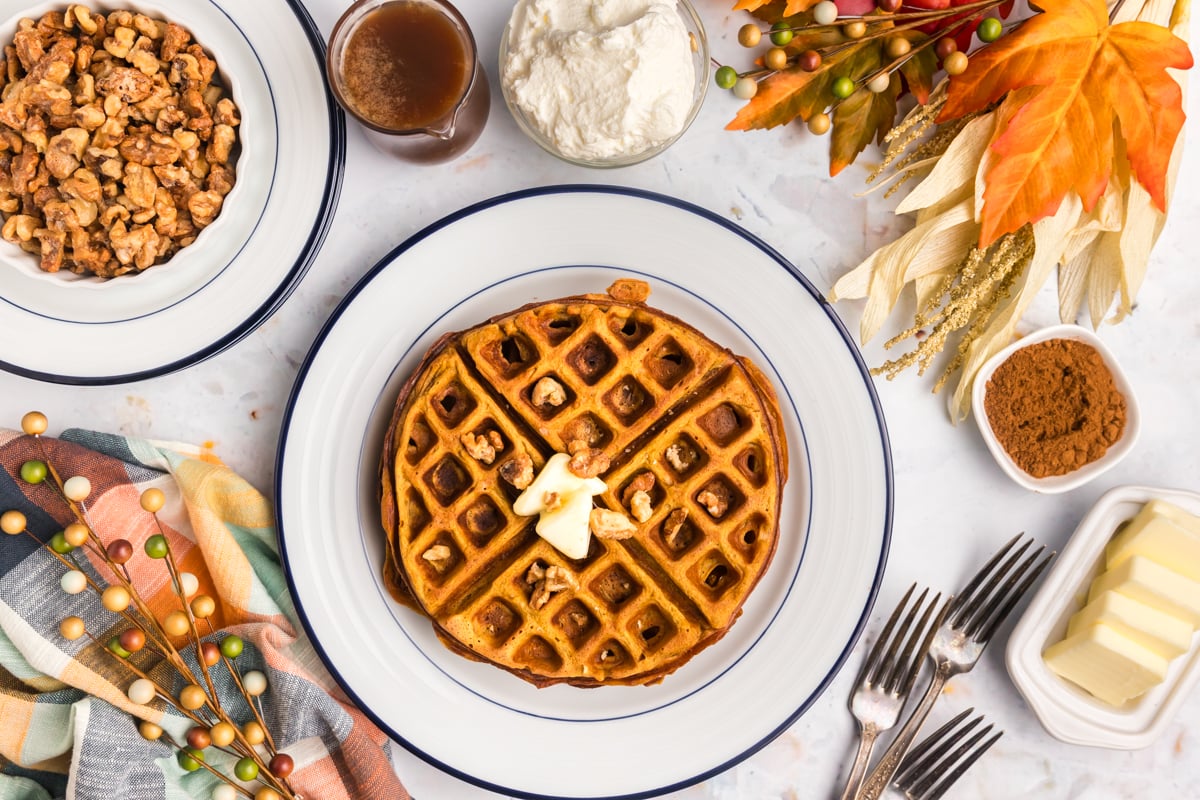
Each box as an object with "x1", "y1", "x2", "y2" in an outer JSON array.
[{"x1": 984, "y1": 338, "x2": 1127, "y2": 478}]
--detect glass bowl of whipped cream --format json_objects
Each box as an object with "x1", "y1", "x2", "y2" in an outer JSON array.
[{"x1": 499, "y1": 0, "x2": 708, "y2": 168}]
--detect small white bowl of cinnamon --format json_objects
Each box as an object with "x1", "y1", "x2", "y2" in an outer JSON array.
[{"x1": 971, "y1": 324, "x2": 1140, "y2": 493}]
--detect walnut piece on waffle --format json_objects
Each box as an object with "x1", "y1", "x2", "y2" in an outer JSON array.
[
  {"x1": 379, "y1": 282, "x2": 790, "y2": 687},
  {"x1": 589, "y1": 508, "x2": 637, "y2": 540}
]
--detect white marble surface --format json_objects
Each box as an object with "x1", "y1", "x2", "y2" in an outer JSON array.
[{"x1": 2, "y1": 1, "x2": 1199, "y2": 798}]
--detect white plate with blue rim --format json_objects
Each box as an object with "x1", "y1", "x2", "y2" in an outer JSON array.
[
  {"x1": 0, "y1": 0, "x2": 344, "y2": 385},
  {"x1": 276, "y1": 186, "x2": 892, "y2": 799}
]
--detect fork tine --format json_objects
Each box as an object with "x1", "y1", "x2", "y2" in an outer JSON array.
[
  {"x1": 897, "y1": 594, "x2": 951, "y2": 697},
  {"x1": 883, "y1": 590, "x2": 940, "y2": 692},
  {"x1": 949, "y1": 535, "x2": 1030, "y2": 628},
  {"x1": 972, "y1": 548, "x2": 1056, "y2": 642},
  {"x1": 916, "y1": 729, "x2": 1003, "y2": 800},
  {"x1": 857, "y1": 583, "x2": 917, "y2": 687},
  {"x1": 894, "y1": 711, "x2": 1001, "y2": 800},
  {"x1": 945, "y1": 534, "x2": 1021, "y2": 623},
  {"x1": 961, "y1": 541, "x2": 1039, "y2": 637},
  {"x1": 840, "y1": 584, "x2": 934, "y2": 800},
  {"x1": 879, "y1": 588, "x2": 935, "y2": 690},
  {"x1": 893, "y1": 707, "x2": 975, "y2": 785}
]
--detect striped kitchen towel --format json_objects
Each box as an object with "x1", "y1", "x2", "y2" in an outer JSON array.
[{"x1": 0, "y1": 428, "x2": 410, "y2": 800}]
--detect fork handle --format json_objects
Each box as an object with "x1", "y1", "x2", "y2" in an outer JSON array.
[
  {"x1": 837, "y1": 723, "x2": 881, "y2": 800},
  {"x1": 855, "y1": 662, "x2": 952, "y2": 800}
]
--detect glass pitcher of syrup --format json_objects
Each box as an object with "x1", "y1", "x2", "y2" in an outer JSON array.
[{"x1": 327, "y1": 0, "x2": 490, "y2": 163}]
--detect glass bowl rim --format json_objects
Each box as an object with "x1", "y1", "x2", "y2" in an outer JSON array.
[{"x1": 497, "y1": 0, "x2": 710, "y2": 169}]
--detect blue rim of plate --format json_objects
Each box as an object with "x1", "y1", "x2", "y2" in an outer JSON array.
[
  {"x1": 275, "y1": 185, "x2": 893, "y2": 800},
  {"x1": 0, "y1": 0, "x2": 345, "y2": 387}
]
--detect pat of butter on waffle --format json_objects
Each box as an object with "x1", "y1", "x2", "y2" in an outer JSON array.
[{"x1": 512, "y1": 452, "x2": 607, "y2": 560}]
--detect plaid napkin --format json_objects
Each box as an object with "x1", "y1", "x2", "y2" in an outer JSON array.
[{"x1": 0, "y1": 428, "x2": 410, "y2": 800}]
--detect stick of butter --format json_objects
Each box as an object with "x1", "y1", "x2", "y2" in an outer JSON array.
[
  {"x1": 1043, "y1": 500, "x2": 1200, "y2": 708},
  {"x1": 1088, "y1": 555, "x2": 1200, "y2": 627},
  {"x1": 1066, "y1": 590, "x2": 1194, "y2": 659},
  {"x1": 1106, "y1": 499, "x2": 1200, "y2": 582},
  {"x1": 1044, "y1": 623, "x2": 1170, "y2": 706}
]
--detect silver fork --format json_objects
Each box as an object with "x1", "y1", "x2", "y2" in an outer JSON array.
[
  {"x1": 886, "y1": 709, "x2": 1003, "y2": 800},
  {"x1": 857, "y1": 535, "x2": 1053, "y2": 800},
  {"x1": 837, "y1": 583, "x2": 946, "y2": 800}
]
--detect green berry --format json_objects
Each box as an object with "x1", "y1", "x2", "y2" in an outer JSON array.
[
  {"x1": 220, "y1": 635, "x2": 244, "y2": 659},
  {"x1": 714, "y1": 65, "x2": 738, "y2": 90},
  {"x1": 831, "y1": 76, "x2": 856, "y2": 99},
  {"x1": 234, "y1": 757, "x2": 259, "y2": 781},
  {"x1": 106, "y1": 636, "x2": 131, "y2": 658},
  {"x1": 19, "y1": 460, "x2": 47, "y2": 484},
  {"x1": 977, "y1": 17, "x2": 1003, "y2": 42},
  {"x1": 49, "y1": 531, "x2": 74, "y2": 554},
  {"x1": 177, "y1": 746, "x2": 204, "y2": 772},
  {"x1": 144, "y1": 534, "x2": 168, "y2": 559},
  {"x1": 769, "y1": 21, "x2": 794, "y2": 46}
]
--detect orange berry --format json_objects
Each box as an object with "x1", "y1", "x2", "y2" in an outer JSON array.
[
  {"x1": 243, "y1": 721, "x2": 266, "y2": 746},
  {"x1": 164, "y1": 610, "x2": 190, "y2": 636},
  {"x1": 140, "y1": 488, "x2": 165, "y2": 513},
  {"x1": 885, "y1": 37, "x2": 911, "y2": 58},
  {"x1": 63, "y1": 523, "x2": 89, "y2": 547},
  {"x1": 179, "y1": 684, "x2": 207, "y2": 710},
  {"x1": 210, "y1": 721, "x2": 236, "y2": 748},
  {"x1": 1, "y1": 510, "x2": 26, "y2": 535},
  {"x1": 60, "y1": 616, "x2": 86, "y2": 640},
  {"x1": 101, "y1": 585, "x2": 131, "y2": 613},
  {"x1": 943, "y1": 51, "x2": 969, "y2": 75},
  {"x1": 21, "y1": 411, "x2": 48, "y2": 435},
  {"x1": 191, "y1": 595, "x2": 216, "y2": 619}
]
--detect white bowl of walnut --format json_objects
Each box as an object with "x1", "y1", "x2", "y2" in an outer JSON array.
[{"x1": 0, "y1": 2, "x2": 249, "y2": 284}]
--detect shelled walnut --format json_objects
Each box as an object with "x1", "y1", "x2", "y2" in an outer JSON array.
[
  {"x1": 460, "y1": 430, "x2": 503, "y2": 465},
  {"x1": 0, "y1": 5, "x2": 241, "y2": 277},
  {"x1": 526, "y1": 563, "x2": 576, "y2": 610},
  {"x1": 589, "y1": 508, "x2": 637, "y2": 540}
]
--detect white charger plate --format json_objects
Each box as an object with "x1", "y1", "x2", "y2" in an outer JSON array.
[
  {"x1": 276, "y1": 187, "x2": 893, "y2": 799},
  {"x1": 0, "y1": 0, "x2": 344, "y2": 384}
]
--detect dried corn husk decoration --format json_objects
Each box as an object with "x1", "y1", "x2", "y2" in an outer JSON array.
[{"x1": 830, "y1": 0, "x2": 1191, "y2": 420}]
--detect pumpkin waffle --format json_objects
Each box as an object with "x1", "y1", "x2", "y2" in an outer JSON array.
[{"x1": 379, "y1": 280, "x2": 789, "y2": 686}]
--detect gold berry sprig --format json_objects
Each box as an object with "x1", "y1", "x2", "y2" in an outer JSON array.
[
  {"x1": 713, "y1": 0, "x2": 1010, "y2": 134},
  {"x1": 1, "y1": 412, "x2": 297, "y2": 800}
]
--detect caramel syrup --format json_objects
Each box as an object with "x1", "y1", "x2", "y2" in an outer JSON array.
[{"x1": 341, "y1": 1, "x2": 470, "y2": 131}]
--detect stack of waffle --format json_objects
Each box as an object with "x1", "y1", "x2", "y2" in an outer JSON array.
[{"x1": 379, "y1": 280, "x2": 789, "y2": 686}]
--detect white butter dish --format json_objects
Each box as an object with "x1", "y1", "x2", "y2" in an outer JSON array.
[{"x1": 1006, "y1": 485, "x2": 1200, "y2": 748}]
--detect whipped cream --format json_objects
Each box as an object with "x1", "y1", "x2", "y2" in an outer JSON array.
[
  {"x1": 502, "y1": 0, "x2": 696, "y2": 161},
  {"x1": 512, "y1": 453, "x2": 607, "y2": 559}
]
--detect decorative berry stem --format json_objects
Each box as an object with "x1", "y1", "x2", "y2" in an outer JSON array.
[{"x1": 6, "y1": 413, "x2": 300, "y2": 800}]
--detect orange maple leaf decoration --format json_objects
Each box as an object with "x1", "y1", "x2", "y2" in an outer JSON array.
[
  {"x1": 733, "y1": 0, "x2": 820, "y2": 15},
  {"x1": 939, "y1": 0, "x2": 1193, "y2": 246}
]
